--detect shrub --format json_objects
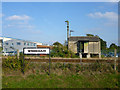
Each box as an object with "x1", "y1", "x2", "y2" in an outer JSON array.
[
  {"x1": 76, "y1": 64, "x2": 81, "y2": 73},
  {"x1": 2, "y1": 55, "x2": 30, "y2": 72}
]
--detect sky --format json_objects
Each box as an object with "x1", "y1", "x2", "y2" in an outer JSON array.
[
  {"x1": 1, "y1": 0, "x2": 119, "y2": 2},
  {"x1": 1, "y1": 2, "x2": 118, "y2": 47}
]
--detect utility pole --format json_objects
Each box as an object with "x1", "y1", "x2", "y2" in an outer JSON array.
[{"x1": 65, "y1": 20, "x2": 69, "y2": 49}]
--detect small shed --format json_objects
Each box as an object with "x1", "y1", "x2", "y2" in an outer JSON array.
[{"x1": 68, "y1": 36, "x2": 101, "y2": 58}]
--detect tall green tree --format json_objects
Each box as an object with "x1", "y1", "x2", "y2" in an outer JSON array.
[
  {"x1": 100, "y1": 38, "x2": 107, "y2": 50},
  {"x1": 51, "y1": 42, "x2": 78, "y2": 58},
  {"x1": 109, "y1": 43, "x2": 117, "y2": 49}
]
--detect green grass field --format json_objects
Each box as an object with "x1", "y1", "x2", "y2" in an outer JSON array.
[
  {"x1": 2, "y1": 57, "x2": 120, "y2": 88},
  {"x1": 2, "y1": 72, "x2": 119, "y2": 88}
]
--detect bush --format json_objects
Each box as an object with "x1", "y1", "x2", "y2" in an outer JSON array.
[
  {"x1": 51, "y1": 42, "x2": 79, "y2": 58},
  {"x1": 2, "y1": 55, "x2": 30, "y2": 72},
  {"x1": 76, "y1": 64, "x2": 81, "y2": 73}
]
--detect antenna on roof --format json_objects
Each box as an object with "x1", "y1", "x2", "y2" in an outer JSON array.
[{"x1": 70, "y1": 30, "x2": 74, "y2": 36}]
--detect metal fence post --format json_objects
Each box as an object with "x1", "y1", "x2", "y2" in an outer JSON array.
[
  {"x1": 17, "y1": 49, "x2": 19, "y2": 59},
  {"x1": 49, "y1": 49, "x2": 51, "y2": 75},
  {"x1": 114, "y1": 49, "x2": 117, "y2": 71},
  {"x1": 22, "y1": 48, "x2": 25, "y2": 74}
]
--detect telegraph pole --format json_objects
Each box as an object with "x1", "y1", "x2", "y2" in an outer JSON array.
[{"x1": 65, "y1": 20, "x2": 69, "y2": 49}]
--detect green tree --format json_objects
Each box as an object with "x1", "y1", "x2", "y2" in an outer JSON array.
[
  {"x1": 109, "y1": 43, "x2": 117, "y2": 49},
  {"x1": 100, "y1": 38, "x2": 107, "y2": 50},
  {"x1": 86, "y1": 34, "x2": 94, "y2": 36},
  {"x1": 51, "y1": 42, "x2": 78, "y2": 58},
  {"x1": 53, "y1": 42, "x2": 63, "y2": 47},
  {"x1": 0, "y1": 47, "x2": 3, "y2": 52}
]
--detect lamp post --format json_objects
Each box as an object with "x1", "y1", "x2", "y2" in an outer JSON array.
[{"x1": 65, "y1": 20, "x2": 69, "y2": 48}]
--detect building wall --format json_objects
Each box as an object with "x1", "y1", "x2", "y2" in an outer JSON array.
[
  {"x1": 3, "y1": 38, "x2": 37, "y2": 52},
  {"x1": 68, "y1": 40, "x2": 100, "y2": 54},
  {"x1": 68, "y1": 41, "x2": 77, "y2": 53},
  {"x1": 88, "y1": 42, "x2": 99, "y2": 54},
  {"x1": 33, "y1": 42, "x2": 42, "y2": 45}
]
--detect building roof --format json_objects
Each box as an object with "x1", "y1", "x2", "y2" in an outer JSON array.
[
  {"x1": 37, "y1": 45, "x2": 52, "y2": 49},
  {"x1": 0, "y1": 37, "x2": 42, "y2": 44},
  {"x1": 68, "y1": 36, "x2": 100, "y2": 42}
]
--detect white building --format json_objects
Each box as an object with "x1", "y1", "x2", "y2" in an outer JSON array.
[{"x1": 0, "y1": 37, "x2": 42, "y2": 53}]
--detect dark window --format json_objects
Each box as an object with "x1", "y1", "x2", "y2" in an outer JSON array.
[
  {"x1": 12, "y1": 43, "x2": 14, "y2": 45},
  {"x1": 34, "y1": 43, "x2": 36, "y2": 46},
  {"x1": 6, "y1": 43, "x2": 8, "y2": 45},
  {"x1": 17, "y1": 42, "x2": 21, "y2": 45}
]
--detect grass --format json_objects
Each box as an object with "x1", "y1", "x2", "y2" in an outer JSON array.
[
  {"x1": 2, "y1": 72, "x2": 119, "y2": 88},
  {"x1": 2, "y1": 60, "x2": 120, "y2": 88}
]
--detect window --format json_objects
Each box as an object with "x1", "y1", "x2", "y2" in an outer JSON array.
[
  {"x1": 34, "y1": 43, "x2": 36, "y2": 46},
  {"x1": 27, "y1": 43, "x2": 29, "y2": 46},
  {"x1": 12, "y1": 43, "x2": 14, "y2": 45},
  {"x1": 17, "y1": 42, "x2": 21, "y2": 45},
  {"x1": 5, "y1": 43, "x2": 8, "y2": 45},
  {"x1": 31, "y1": 43, "x2": 33, "y2": 46}
]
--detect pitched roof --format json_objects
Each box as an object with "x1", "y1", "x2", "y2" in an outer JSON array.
[{"x1": 68, "y1": 36, "x2": 100, "y2": 42}]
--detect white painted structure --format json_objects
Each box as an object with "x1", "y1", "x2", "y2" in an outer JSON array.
[
  {"x1": 24, "y1": 48, "x2": 50, "y2": 55},
  {"x1": 0, "y1": 37, "x2": 42, "y2": 53}
]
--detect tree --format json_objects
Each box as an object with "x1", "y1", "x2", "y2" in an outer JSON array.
[
  {"x1": 109, "y1": 43, "x2": 118, "y2": 49},
  {"x1": 51, "y1": 42, "x2": 78, "y2": 58},
  {"x1": 53, "y1": 42, "x2": 63, "y2": 47},
  {"x1": 86, "y1": 34, "x2": 94, "y2": 36},
  {"x1": 100, "y1": 38, "x2": 107, "y2": 50}
]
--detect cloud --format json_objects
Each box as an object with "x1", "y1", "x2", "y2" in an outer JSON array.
[
  {"x1": 88, "y1": 12, "x2": 118, "y2": 21},
  {"x1": 6, "y1": 15, "x2": 31, "y2": 20},
  {"x1": 0, "y1": 14, "x2": 4, "y2": 17},
  {"x1": 4, "y1": 23, "x2": 34, "y2": 30}
]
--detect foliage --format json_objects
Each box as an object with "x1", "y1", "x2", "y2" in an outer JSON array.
[
  {"x1": 109, "y1": 43, "x2": 118, "y2": 49},
  {"x1": 2, "y1": 55, "x2": 30, "y2": 72},
  {"x1": 51, "y1": 42, "x2": 79, "y2": 58},
  {"x1": 108, "y1": 43, "x2": 120, "y2": 54},
  {"x1": 2, "y1": 58, "x2": 119, "y2": 88},
  {"x1": 86, "y1": 34, "x2": 94, "y2": 36},
  {"x1": 0, "y1": 47, "x2": 3, "y2": 52},
  {"x1": 100, "y1": 38, "x2": 107, "y2": 50}
]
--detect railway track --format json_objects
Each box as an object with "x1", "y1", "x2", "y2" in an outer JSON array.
[
  {"x1": 2, "y1": 56, "x2": 119, "y2": 63},
  {"x1": 25, "y1": 57, "x2": 119, "y2": 63}
]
